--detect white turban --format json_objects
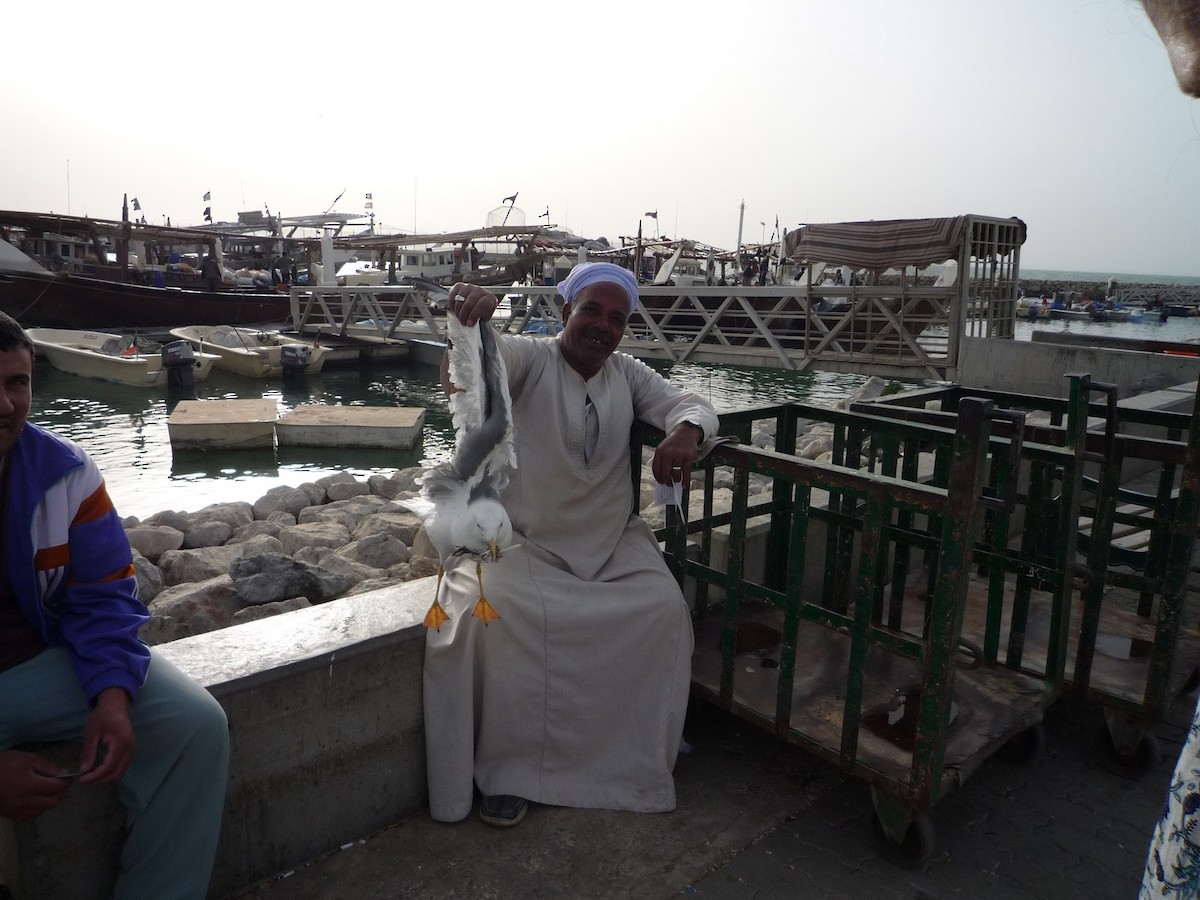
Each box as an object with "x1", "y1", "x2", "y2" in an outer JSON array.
[{"x1": 557, "y1": 262, "x2": 639, "y2": 315}]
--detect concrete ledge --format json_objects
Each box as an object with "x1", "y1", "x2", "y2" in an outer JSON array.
[{"x1": 1, "y1": 577, "x2": 437, "y2": 900}]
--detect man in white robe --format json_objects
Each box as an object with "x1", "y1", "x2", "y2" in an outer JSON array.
[{"x1": 424, "y1": 263, "x2": 720, "y2": 826}]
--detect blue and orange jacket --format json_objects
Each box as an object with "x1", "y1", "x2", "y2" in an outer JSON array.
[{"x1": 5, "y1": 423, "x2": 149, "y2": 700}]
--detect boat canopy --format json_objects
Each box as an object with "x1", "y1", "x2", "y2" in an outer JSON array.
[{"x1": 783, "y1": 215, "x2": 1026, "y2": 270}]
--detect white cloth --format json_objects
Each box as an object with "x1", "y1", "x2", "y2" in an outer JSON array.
[{"x1": 423, "y1": 334, "x2": 719, "y2": 822}]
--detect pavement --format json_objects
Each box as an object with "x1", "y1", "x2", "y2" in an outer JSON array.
[{"x1": 231, "y1": 689, "x2": 1190, "y2": 900}]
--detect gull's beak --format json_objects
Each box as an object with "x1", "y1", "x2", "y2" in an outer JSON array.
[{"x1": 488, "y1": 538, "x2": 501, "y2": 561}]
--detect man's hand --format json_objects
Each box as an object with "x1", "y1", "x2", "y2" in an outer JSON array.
[
  {"x1": 78, "y1": 687, "x2": 134, "y2": 785},
  {"x1": 448, "y1": 283, "x2": 499, "y2": 326},
  {"x1": 0, "y1": 750, "x2": 71, "y2": 819},
  {"x1": 653, "y1": 422, "x2": 704, "y2": 485}
]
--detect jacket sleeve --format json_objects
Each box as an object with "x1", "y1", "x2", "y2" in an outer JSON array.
[{"x1": 57, "y1": 471, "x2": 151, "y2": 702}]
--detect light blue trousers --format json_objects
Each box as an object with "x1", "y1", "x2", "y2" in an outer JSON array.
[{"x1": 0, "y1": 646, "x2": 229, "y2": 900}]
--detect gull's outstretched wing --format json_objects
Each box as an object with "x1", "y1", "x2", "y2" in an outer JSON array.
[{"x1": 447, "y1": 317, "x2": 516, "y2": 482}]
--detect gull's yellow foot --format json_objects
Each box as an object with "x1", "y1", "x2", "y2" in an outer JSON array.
[
  {"x1": 472, "y1": 559, "x2": 501, "y2": 623},
  {"x1": 472, "y1": 595, "x2": 501, "y2": 624},
  {"x1": 424, "y1": 565, "x2": 451, "y2": 630},
  {"x1": 424, "y1": 600, "x2": 451, "y2": 630}
]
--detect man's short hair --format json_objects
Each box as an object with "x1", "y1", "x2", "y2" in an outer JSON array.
[{"x1": 0, "y1": 311, "x2": 35, "y2": 358}]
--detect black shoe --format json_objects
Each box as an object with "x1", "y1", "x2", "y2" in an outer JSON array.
[{"x1": 479, "y1": 794, "x2": 528, "y2": 827}]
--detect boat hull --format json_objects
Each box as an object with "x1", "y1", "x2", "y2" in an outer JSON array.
[
  {"x1": 0, "y1": 271, "x2": 291, "y2": 330},
  {"x1": 168, "y1": 325, "x2": 328, "y2": 377},
  {"x1": 27, "y1": 328, "x2": 218, "y2": 387}
]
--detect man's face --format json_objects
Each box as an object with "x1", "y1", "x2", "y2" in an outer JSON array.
[
  {"x1": 560, "y1": 283, "x2": 630, "y2": 378},
  {"x1": 0, "y1": 347, "x2": 33, "y2": 458}
]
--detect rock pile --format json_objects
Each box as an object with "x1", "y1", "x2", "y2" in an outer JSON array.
[
  {"x1": 128, "y1": 378, "x2": 895, "y2": 645},
  {"x1": 127, "y1": 468, "x2": 443, "y2": 645}
]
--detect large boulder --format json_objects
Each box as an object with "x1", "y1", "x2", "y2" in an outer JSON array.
[
  {"x1": 131, "y1": 550, "x2": 164, "y2": 603},
  {"x1": 297, "y1": 496, "x2": 388, "y2": 533},
  {"x1": 298, "y1": 549, "x2": 383, "y2": 590},
  {"x1": 350, "y1": 510, "x2": 423, "y2": 545},
  {"x1": 342, "y1": 532, "x2": 410, "y2": 570},
  {"x1": 125, "y1": 525, "x2": 185, "y2": 562},
  {"x1": 326, "y1": 479, "x2": 371, "y2": 502},
  {"x1": 408, "y1": 556, "x2": 441, "y2": 579},
  {"x1": 229, "y1": 553, "x2": 352, "y2": 605},
  {"x1": 158, "y1": 534, "x2": 284, "y2": 586},
  {"x1": 278, "y1": 521, "x2": 352, "y2": 557},
  {"x1": 182, "y1": 520, "x2": 234, "y2": 549},
  {"x1": 253, "y1": 485, "x2": 313, "y2": 521},
  {"x1": 147, "y1": 575, "x2": 242, "y2": 636},
  {"x1": 190, "y1": 501, "x2": 255, "y2": 531},
  {"x1": 228, "y1": 520, "x2": 285, "y2": 544},
  {"x1": 410, "y1": 528, "x2": 439, "y2": 561},
  {"x1": 141, "y1": 509, "x2": 192, "y2": 533}
]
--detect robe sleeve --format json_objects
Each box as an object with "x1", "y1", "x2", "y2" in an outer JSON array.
[{"x1": 618, "y1": 354, "x2": 722, "y2": 457}]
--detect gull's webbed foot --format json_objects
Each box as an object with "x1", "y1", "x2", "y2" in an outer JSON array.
[
  {"x1": 424, "y1": 565, "x2": 451, "y2": 630},
  {"x1": 471, "y1": 559, "x2": 501, "y2": 624}
]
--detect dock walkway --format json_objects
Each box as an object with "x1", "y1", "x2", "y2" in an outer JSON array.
[{"x1": 234, "y1": 691, "x2": 1188, "y2": 899}]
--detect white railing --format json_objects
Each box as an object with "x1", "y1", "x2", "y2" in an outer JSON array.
[{"x1": 290, "y1": 282, "x2": 1003, "y2": 381}]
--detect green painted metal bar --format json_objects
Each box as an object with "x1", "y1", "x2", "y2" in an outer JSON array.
[
  {"x1": 775, "y1": 482, "x2": 812, "y2": 737},
  {"x1": 909, "y1": 397, "x2": 991, "y2": 806},
  {"x1": 839, "y1": 488, "x2": 887, "y2": 771}
]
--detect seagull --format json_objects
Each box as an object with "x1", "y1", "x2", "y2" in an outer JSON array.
[{"x1": 398, "y1": 279, "x2": 517, "y2": 629}]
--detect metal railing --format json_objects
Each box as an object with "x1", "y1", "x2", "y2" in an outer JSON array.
[{"x1": 290, "y1": 281, "x2": 1013, "y2": 381}]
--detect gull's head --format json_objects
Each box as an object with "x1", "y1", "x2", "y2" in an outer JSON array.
[{"x1": 459, "y1": 497, "x2": 513, "y2": 561}]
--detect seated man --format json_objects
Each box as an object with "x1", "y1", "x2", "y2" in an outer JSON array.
[
  {"x1": 0, "y1": 310, "x2": 229, "y2": 899},
  {"x1": 424, "y1": 263, "x2": 719, "y2": 826}
]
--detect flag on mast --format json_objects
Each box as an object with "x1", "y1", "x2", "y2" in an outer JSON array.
[
  {"x1": 502, "y1": 193, "x2": 518, "y2": 204},
  {"x1": 131, "y1": 197, "x2": 141, "y2": 211},
  {"x1": 203, "y1": 191, "x2": 211, "y2": 202},
  {"x1": 645, "y1": 211, "x2": 658, "y2": 219}
]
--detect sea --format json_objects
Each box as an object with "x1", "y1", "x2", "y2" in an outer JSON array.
[{"x1": 27, "y1": 269, "x2": 1200, "y2": 521}]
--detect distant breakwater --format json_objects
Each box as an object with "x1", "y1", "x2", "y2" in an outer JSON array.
[{"x1": 1018, "y1": 278, "x2": 1200, "y2": 304}]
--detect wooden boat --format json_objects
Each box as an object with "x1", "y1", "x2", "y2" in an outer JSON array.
[
  {"x1": 0, "y1": 270, "x2": 291, "y2": 330},
  {"x1": 168, "y1": 325, "x2": 328, "y2": 377},
  {"x1": 27, "y1": 328, "x2": 219, "y2": 387}
]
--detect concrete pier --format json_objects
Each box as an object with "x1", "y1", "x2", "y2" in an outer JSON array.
[
  {"x1": 275, "y1": 405, "x2": 424, "y2": 449},
  {"x1": 167, "y1": 399, "x2": 279, "y2": 450}
]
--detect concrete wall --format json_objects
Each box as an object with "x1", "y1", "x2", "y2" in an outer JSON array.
[
  {"x1": 958, "y1": 334, "x2": 1200, "y2": 398},
  {"x1": 0, "y1": 578, "x2": 435, "y2": 900}
]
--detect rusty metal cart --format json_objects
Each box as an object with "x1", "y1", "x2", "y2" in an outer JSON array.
[
  {"x1": 855, "y1": 377, "x2": 1200, "y2": 772},
  {"x1": 636, "y1": 397, "x2": 1075, "y2": 865}
]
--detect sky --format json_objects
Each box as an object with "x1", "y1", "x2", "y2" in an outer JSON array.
[{"x1": 3, "y1": 0, "x2": 1198, "y2": 276}]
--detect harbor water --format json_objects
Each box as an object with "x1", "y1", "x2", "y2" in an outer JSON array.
[
  {"x1": 28, "y1": 310, "x2": 1200, "y2": 521},
  {"x1": 28, "y1": 355, "x2": 870, "y2": 520}
]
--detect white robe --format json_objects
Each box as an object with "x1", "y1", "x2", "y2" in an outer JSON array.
[{"x1": 423, "y1": 334, "x2": 720, "y2": 822}]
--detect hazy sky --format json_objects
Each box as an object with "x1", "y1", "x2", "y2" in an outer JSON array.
[{"x1": 3, "y1": 0, "x2": 1197, "y2": 276}]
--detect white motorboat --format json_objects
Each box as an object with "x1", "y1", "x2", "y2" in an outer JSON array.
[
  {"x1": 168, "y1": 325, "x2": 328, "y2": 377},
  {"x1": 26, "y1": 328, "x2": 218, "y2": 387}
]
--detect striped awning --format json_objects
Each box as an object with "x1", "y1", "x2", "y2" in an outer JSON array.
[{"x1": 783, "y1": 216, "x2": 1025, "y2": 269}]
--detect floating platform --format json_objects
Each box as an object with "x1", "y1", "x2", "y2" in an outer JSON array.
[
  {"x1": 275, "y1": 404, "x2": 424, "y2": 449},
  {"x1": 168, "y1": 399, "x2": 279, "y2": 450}
]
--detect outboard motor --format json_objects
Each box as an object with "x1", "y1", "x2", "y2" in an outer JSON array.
[
  {"x1": 161, "y1": 339, "x2": 196, "y2": 394},
  {"x1": 279, "y1": 344, "x2": 310, "y2": 379}
]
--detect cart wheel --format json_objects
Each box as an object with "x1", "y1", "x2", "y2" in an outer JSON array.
[
  {"x1": 1101, "y1": 728, "x2": 1162, "y2": 778},
  {"x1": 871, "y1": 810, "x2": 936, "y2": 870},
  {"x1": 996, "y1": 722, "x2": 1046, "y2": 764}
]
